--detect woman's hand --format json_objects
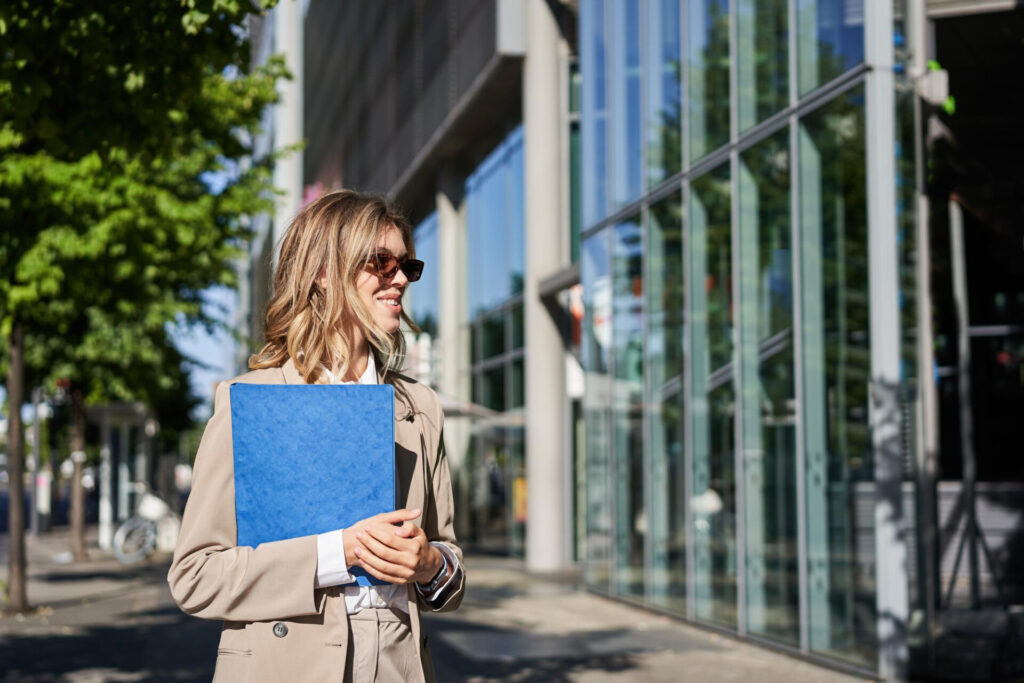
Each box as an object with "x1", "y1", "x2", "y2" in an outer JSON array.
[{"x1": 349, "y1": 509, "x2": 444, "y2": 585}]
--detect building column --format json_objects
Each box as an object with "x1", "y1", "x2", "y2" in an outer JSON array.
[
  {"x1": 523, "y1": 0, "x2": 568, "y2": 572},
  {"x1": 437, "y1": 168, "x2": 471, "y2": 538},
  {"x1": 272, "y1": 0, "x2": 305, "y2": 261},
  {"x1": 866, "y1": 0, "x2": 910, "y2": 677}
]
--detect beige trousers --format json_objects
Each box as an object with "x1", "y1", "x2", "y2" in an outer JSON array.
[{"x1": 344, "y1": 608, "x2": 421, "y2": 683}]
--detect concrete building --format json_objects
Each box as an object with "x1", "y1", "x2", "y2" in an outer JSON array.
[{"x1": 242, "y1": 1, "x2": 1024, "y2": 679}]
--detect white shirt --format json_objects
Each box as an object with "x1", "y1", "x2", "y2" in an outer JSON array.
[{"x1": 312, "y1": 352, "x2": 459, "y2": 614}]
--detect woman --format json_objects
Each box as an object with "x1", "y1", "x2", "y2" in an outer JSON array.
[{"x1": 168, "y1": 190, "x2": 464, "y2": 682}]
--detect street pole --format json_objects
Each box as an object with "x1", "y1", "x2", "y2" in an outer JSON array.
[{"x1": 30, "y1": 387, "x2": 40, "y2": 536}]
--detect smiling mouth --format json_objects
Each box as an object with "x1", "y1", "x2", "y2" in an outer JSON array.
[{"x1": 376, "y1": 295, "x2": 402, "y2": 311}]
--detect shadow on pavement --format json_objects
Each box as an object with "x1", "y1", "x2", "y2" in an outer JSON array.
[
  {"x1": 422, "y1": 611, "x2": 724, "y2": 682},
  {"x1": 0, "y1": 618, "x2": 220, "y2": 682}
]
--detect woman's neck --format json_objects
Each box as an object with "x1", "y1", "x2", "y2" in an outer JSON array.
[{"x1": 336, "y1": 328, "x2": 369, "y2": 382}]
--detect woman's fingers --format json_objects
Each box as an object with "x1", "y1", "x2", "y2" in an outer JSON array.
[
  {"x1": 353, "y1": 547, "x2": 415, "y2": 583},
  {"x1": 361, "y1": 523, "x2": 419, "y2": 553},
  {"x1": 357, "y1": 528, "x2": 410, "y2": 565},
  {"x1": 371, "y1": 508, "x2": 420, "y2": 526},
  {"x1": 394, "y1": 521, "x2": 424, "y2": 539}
]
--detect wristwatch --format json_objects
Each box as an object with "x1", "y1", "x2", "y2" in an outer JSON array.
[{"x1": 419, "y1": 549, "x2": 448, "y2": 594}]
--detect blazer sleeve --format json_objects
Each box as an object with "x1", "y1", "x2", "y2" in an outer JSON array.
[
  {"x1": 167, "y1": 381, "x2": 324, "y2": 622},
  {"x1": 416, "y1": 403, "x2": 466, "y2": 613}
]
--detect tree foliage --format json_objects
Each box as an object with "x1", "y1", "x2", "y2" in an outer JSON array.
[{"x1": 0, "y1": 0, "x2": 286, "y2": 411}]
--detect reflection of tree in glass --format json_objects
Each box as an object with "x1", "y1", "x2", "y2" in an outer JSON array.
[
  {"x1": 742, "y1": 0, "x2": 789, "y2": 128},
  {"x1": 649, "y1": 194, "x2": 684, "y2": 386},
  {"x1": 804, "y1": 94, "x2": 871, "y2": 477},
  {"x1": 688, "y1": 0, "x2": 730, "y2": 159},
  {"x1": 651, "y1": 61, "x2": 682, "y2": 183},
  {"x1": 692, "y1": 166, "x2": 733, "y2": 371},
  {"x1": 741, "y1": 129, "x2": 792, "y2": 341}
]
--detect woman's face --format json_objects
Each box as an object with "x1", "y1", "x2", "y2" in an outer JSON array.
[{"x1": 354, "y1": 226, "x2": 409, "y2": 334}]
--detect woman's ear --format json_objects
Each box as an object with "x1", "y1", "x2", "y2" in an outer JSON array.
[{"x1": 316, "y1": 267, "x2": 328, "y2": 291}]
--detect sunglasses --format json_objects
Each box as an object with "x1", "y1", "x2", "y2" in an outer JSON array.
[{"x1": 367, "y1": 251, "x2": 424, "y2": 282}]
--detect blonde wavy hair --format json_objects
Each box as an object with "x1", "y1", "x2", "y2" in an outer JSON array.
[{"x1": 249, "y1": 190, "x2": 418, "y2": 384}]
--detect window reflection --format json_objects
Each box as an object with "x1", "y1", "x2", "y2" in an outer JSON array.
[
  {"x1": 645, "y1": 0, "x2": 681, "y2": 187},
  {"x1": 647, "y1": 192, "x2": 685, "y2": 612},
  {"x1": 611, "y1": 0, "x2": 643, "y2": 207},
  {"x1": 613, "y1": 218, "x2": 645, "y2": 598},
  {"x1": 689, "y1": 165, "x2": 737, "y2": 628},
  {"x1": 581, "y1": 0, "x2": 608, "y2": 226},
  {"x1": 800, "y1": 88, "x2": 876, "y2": 667},
  {"x1": 409, "y1": 212, "x2": 439, "y2": 338},
  {"x1": 737, "y1": 0, "x2": 789, "y2": 132},
  {"x1": 688, "y1": 0, "x2": 730, "y2": 161},
  {"x1": 465, "y1": 126, "x2": 527, "y2": 557},
  {"x1": 738, "y1": 128, "x2": 798, "y2": 645},
  {"x1": 466, "y1": 126, "x2": 524, "y2": 319},
  {"x1": 796, "y1": 0, "x2": 865, "y2": 95},
  {"x1": 583, "y1": 230, "x2": 612, "y2": 588}
]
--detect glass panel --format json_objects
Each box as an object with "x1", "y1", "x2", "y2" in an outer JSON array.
[
  {"x1": 687, "y1": 0, "x2": 730, "y2": 161},
  {"x1": 571, "y1": 59, "x2": 582, "y2": 263},
  {"x1": 511, "y1": 357, "x2": 524, "y2": 409},
  {"x1": 571, "y1": 119, "x2": 582, "y2": 262},
  {"x1": 796, "y1": 0, "x2": 865, "y2": 95},
  {"x1": 466, "y1": 126, "x2": 525, "y2": 317},
  {"x1": 471, "y1": 323, "x2": 480, "y2": 365},
  {"x1": 736, "y1": 0, "x2": 789, "y2": 132},
  {"x1": 470, "y1": 432, "x2": 510, "y2": 553},
  {"x1": 610, "y1": 0, "x2": 643, "y2": 208},
  {"x1": 410, "y1": 211, "x2": 439, "y2": 338},
  {"x1": 737, "y1": 128, "x2": 798, "y2": 645},
  {"x1": 482, "y1": 314, "x2": 505, "y2": 360},
  {"x1": 481, "y1": 365, "x2": 506, "y2": 412},
  {"x1": 689, "y1": 164, "x2": 736, "y2": 628},
  {"x1": 582, "y1": 230, "x2": 612, "y2": 588},
  {"x1": 507, "y1": 426, "x2": 526, "y2": 557},
  {"x1": 505, "y1": 128, "x2": 525, "y2": 297},
  {"x1": 510, "y1": 304, "x2": 524, "y2": 351},
  {"x1": 800, "y1": 87, "x2": 876, "y2": 667},
  {"x1": 645, "y1": 0, "x2": 682, "y2": 187},
  {"x1": 581, "y1": 0, "x2": 608, "y2": 227},
  {"x1": 646, "y1": 192, "x2": 685, "y2": 613},
  {"x1": 612, "y1": 217, "x2": 644, "y2": 598}
]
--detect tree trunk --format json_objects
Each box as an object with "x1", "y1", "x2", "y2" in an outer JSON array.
[
  {"x1": 69, "y1": 390, "x2": 88, "y2": 562},
  {"x1": 5, "y1": 319, "x2": 29, "y2": 612}
]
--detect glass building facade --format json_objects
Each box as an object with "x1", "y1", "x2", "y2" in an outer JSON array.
[
  {"x1": 579, "y1": 0, "x2": 907, "y2": 671},
  {"x1": 464, "y1": 126, "x2": 527, "y2": 556}
]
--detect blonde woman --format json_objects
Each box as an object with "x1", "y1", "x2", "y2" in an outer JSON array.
[{"x1": 168, "y1": 190, "x2": 464, "y2": 682}]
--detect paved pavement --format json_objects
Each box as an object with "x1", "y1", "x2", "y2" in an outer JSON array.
[{"x1": 0, "y1": 528, "x2": 867, "y2": 682}]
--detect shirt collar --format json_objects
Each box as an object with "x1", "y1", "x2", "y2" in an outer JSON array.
[{"x1": 320, "y1": 350, "x2": 377, "y2": 386}]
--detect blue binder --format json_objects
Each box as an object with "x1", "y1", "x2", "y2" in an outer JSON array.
[{"x1": 229, "y1": 383, "x2": 396, "y2": 586}]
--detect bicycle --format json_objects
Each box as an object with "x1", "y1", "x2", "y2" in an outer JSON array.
[{"x1": 112, "y1": 484, "x2": 180, "y2": 564}]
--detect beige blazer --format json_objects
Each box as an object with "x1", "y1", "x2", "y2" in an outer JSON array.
[{"x1": 167, "y1": 358, "x2": 465, "y2": 682}]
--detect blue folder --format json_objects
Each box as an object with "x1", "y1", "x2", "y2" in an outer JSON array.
[{"x1": 229, "y1": 383, "x2": 396, "y2": 586}]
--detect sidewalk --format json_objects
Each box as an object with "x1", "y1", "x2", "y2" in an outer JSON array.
[
  {"x1": 1, "y1": 530, "x2": 867, "y2": 682},
  {"x1": 425, "y1": 556, "x2": 865, "y2": 683}
]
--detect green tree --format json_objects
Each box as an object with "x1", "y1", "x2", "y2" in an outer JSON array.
[{"x1": 1, "y1": 0, "x2": 287, "y2": 612}]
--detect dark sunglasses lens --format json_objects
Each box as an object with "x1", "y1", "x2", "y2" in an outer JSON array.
[
  {"x1": 401, "y1": 259, "x2": 423, "y2": 282},
  {"x1": 372, "y1": 253, "x2": 399, "y2": 278}
]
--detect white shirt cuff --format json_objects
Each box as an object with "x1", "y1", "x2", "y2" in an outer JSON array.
[
  {"x1": 315, "y1": 529, "x2": 356, "y2": 588},
  {"x1": 416, "y1": 542, "x2": 460, "y2": 602}
]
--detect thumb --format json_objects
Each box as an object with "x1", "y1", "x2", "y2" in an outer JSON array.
[{"x1": 379, "y1": 508, "x2": 421, "y2": 524}]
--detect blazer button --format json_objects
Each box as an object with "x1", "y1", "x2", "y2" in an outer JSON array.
[{"x1": 273, "y1": 622, "x2": 288, "y2": 638}]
